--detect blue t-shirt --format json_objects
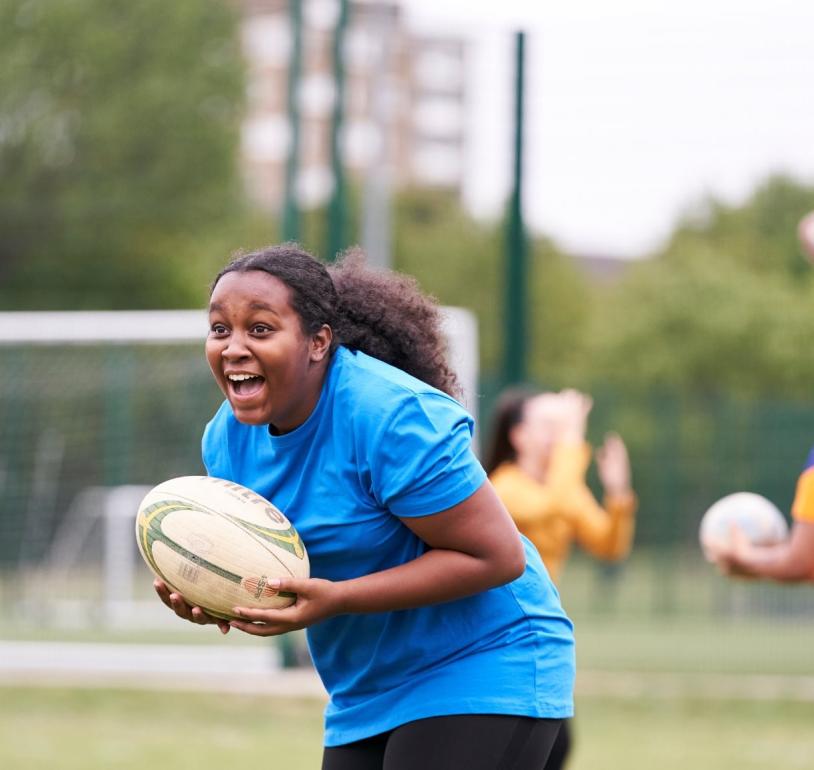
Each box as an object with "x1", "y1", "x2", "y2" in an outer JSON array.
[{"x1": 202, "y1": 346, "x2": 575, "y2": 746}]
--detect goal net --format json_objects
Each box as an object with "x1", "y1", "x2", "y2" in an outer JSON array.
[{"x1": 0, "y1": 308, "x2": 478, "y2": 628}]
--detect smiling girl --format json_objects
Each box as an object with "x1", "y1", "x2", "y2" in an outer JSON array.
[{"x1": 154, "y1": 244, "x2": 575, "y2": 770}]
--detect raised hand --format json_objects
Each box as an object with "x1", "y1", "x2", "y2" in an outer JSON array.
[
  {"x1": 596, "y1": 432, "x2": 632, "y2": 496},
  {"x1": 555, "y1": 389, "x2": 593, "y2": 443}
]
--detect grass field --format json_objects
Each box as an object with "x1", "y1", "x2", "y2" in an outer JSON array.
[
  {"x1": 3, "y1": 550, "x2": 814, "y2": 769},
  {"x1": 572, "y1": 615, "x2": 814, "y2": 675},
  {"x1": 4, "y1": 613, "x2": 813, "y2": 681},
  {"x1": 5, "y1": 548, "x2": 814, "y2": 667},
  {"x1": 3, "y1": 687, "x2": 814, "y2": 770}
]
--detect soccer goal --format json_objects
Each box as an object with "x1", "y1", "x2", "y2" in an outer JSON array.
[{"x1": 0, "y1": 308, "x2": 478, "y2": 628}]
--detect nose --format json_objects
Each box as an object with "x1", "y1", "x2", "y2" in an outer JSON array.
[{"x1": 221, "y1": 331, "x2": 251, "y2": 361}]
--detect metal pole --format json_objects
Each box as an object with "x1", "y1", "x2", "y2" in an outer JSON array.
[
  {"x1": 283, "y1": 0, "x2": 303, "y2": 243},
  {"x1": 504, "y1": 31, "x2": 528, "y2": 385},
  {"x1": 361, "y1": 5, "x2": 394, "y2": 269},
  {"x1": 326, "y1": 0, "x2": 350, "y2": 262}
]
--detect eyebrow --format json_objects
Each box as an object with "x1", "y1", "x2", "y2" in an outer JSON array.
[
  {"x1": 249, "y1": 301, "x2": 278, "y2": 313},
  {"x1": 208, "y1": 301, "x2": 280, "y2": 315}
]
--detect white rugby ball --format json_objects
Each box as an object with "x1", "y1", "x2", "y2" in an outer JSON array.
[
  {"x1": 136, "y1": 475, "x2": 309, "y2": 620},
  {"x1": 699, "y1": 491, "x2": 788, "y2": 560}
]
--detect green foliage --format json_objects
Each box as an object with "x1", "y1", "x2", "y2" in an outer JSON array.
[
  {"x1": 392, "y1": 174, "x2": 814, "y2": 402},
  {"x1": 391, "y1": 189, "x2": 592, "y2": 380},
  {"x1": 0, "y1": 0, "x2": 247, "y2": 308},
  {"x1": 583, "y1": 254, "x2": 814, "y2": 397},
  {"x1": 663, "y1": 175, "x2": 814, "y2": 276},
  {"x1": 392, "y1": 189, "x2": 504, "y2": 372},
  {"x1": 391, "y1": 174, "x2": 814, "y2": 400},
  {"x1": 580, "y1": 175, "x2": 814, "y2": 400},
  {"x1": 527, "y1": 238, "x2": 594, "y2": 386}
]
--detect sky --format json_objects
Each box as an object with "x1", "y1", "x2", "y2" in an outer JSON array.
[{"x1": 402, "y1": 0, "x2": 814, "y2": 258}]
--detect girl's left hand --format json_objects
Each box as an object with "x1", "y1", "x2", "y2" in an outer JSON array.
[
  {"x1": 596, "y1": 432, "x2": 632, "y2": 496},
  {"x1": 229, "y1": 577, "x2": 344, "y2": 636}
]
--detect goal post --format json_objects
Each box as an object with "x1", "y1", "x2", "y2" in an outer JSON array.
[
  {"x1": 0, "y1": 308, "x2": 478, "y2": 628},
  {"x1": 0, "y1": 308, "x2": 478, "y2": 413}
]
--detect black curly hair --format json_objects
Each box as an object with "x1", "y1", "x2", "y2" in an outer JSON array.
[{"x1": 211, "y1": 244, "x2": 461, "y2": 399}]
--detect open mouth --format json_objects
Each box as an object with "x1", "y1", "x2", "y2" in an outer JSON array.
[{"x1": 227, "y1": 373, "x2": 265, "y2": 398}]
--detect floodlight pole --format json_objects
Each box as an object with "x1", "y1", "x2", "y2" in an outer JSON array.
[
  {"x1": 362, "y1": 5, "x2": 395, "y2": 269},
  {"x1": 326, "y1": 0, "x2": 350, "y2": 262},
  {"x1": 283, "y1": 0, "x2": 304, "y2": 243},
  {"x1": 504, "y1": 30, "x2": 528, "y2": 385}
]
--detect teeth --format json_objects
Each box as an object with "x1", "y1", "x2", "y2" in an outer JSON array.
[{"x1": 227, "y1": 374, "x2": 260, "y2": 382}]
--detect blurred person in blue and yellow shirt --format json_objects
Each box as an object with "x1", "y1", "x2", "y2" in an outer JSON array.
[{"x1": 709, "y1": 447, "x2": 814, "y2": 581}]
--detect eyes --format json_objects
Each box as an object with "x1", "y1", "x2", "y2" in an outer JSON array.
[{"x1": 209, "y1": 322, "x2": 274, "y2": 337}]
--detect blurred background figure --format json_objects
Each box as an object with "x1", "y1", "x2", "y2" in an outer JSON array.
[
  {"x1": 695, "y1": 211, "x2": 814, "y2": 584},
  {"x1": 485, "y1": 387, "x2": 638, "y2": 769},
  {"x1": 486, "y1": 388, "x2": 637, "y2": 583},
  {"x1": 707, "y1": 446, "x2": 814, "y2": 583}
]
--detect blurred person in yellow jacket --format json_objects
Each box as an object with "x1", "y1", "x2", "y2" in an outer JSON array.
[{"x1": 485, "y1": 387, "x2": 638, "y2": 769}]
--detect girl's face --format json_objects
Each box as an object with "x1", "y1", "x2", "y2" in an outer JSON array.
[
  {"x1": 510, "y1": 393, "x2": 562, "y2": 464},
  {"x1": 206, "y1": 270, "x2": 331, "y2": 431}
]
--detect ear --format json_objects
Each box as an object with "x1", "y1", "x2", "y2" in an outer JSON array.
[{"x1": 309, "y1": 324, "x2": 333, "y2": 363}]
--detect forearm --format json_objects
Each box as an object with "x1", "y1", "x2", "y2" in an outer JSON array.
[
  {"x1": 336, "y1": 547, "x2": 524, "y2": 614},
  {"x1": 600, "y1": 492, "x2": 637, "y2": 559},
  {"x1": 546, "y1": 442, "x2": 591, "y2": 491},
  {"x1": 731, "y1": 542, "x2": 814, "y2": 582},
  {"x1": 574, "y1": 492, "x2": 636, "y2": 561},
  {"x1": 228, "y1": 483, "x2": 528, "y2": 636}
]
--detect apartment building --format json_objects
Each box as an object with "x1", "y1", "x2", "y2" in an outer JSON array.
[{"x1": 239, "y1": 0, "x2": 467, "y2": 210}]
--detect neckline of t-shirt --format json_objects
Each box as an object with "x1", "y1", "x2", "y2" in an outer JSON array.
[{"x1": 264, "y1": 347, "x2": 344, "y2": 448}]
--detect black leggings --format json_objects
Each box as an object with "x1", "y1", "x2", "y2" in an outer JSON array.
[
  {"x1": 543, "y1": 718, "x2": 571, "y2": 770},
  {"x1": 322, "y1": 714, "x2": 563, "y2": 770}
]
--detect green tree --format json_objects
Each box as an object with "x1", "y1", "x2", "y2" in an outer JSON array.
[
  {"x1": 581, "y1": 175, "x2": 814, "y2": 399},
  {"x1": 392, "y1": 189, "x2": 504, "y2": 373},
  {"x1": 0, "y1": 0, "x2": 247, "y2": 309},
  {"x1": 662, "y1": 175, "x2": 814, "y2": 276},
  {"x1": 526, "y1": 238, "x2": 594, "y2": 387},
  {"x1": 390, "y1": 189, "x2": 593, "y2": 385}
]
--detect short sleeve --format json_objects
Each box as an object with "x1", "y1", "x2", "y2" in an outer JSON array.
[
  {"x1": 369, "y1": 393, "x2": 486, "y2": 518},
  {"x1": 201, "y1": 403, "x2": 235, "y2": 480},
  {"x1": 791, "y1": 447, "x2": 814, "y2": 523}
]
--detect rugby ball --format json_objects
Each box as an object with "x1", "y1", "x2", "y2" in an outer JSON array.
[
  {"x1": 699, "y1": 491, "x2": 788, "y2": 560},
  {"x1": 135, "y1": 475, "x2": 309, "y2": 620}
]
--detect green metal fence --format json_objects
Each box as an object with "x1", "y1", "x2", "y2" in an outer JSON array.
[{"x1": 2, "y1": 345, "x2": 813, "y2": 628}]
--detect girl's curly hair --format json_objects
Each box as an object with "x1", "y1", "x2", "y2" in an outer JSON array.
[{"x1": 211, "y1": 243, "x2": 462, "y2": 399}]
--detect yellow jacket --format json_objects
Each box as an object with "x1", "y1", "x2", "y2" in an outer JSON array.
[{"x1": 489, "y1": 442, "x2": 637, "y2": 584}]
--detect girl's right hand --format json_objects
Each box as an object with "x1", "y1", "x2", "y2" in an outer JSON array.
[
  {"x1": 153, "y1": 579, "x2": 231, "y2": 634},
  {"x1": 555, "y1": 389, "x2": 593, "y2": 442}
]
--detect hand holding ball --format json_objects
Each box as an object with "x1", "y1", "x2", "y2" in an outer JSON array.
[
  {"x1": 136, "y1": 476, "x2": 309, "y2": 621},
  {"x1": 699, "y1": 491, "x2": 788, "y2": 564}
]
